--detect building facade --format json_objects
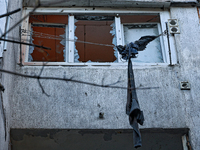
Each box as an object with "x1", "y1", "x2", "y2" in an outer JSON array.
[{"x1": 1, "y1": 0, "x2": 200, "y2": 149}]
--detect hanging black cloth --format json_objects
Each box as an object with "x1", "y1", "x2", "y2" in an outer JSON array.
[
  {"x1": 116, "y1": 35, "x2": 158, "y2": 148},
  {"x1": 127, "y1": 57, "x2": 144, "y2": 148}
]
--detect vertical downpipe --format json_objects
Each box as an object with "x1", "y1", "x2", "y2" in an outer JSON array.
[
  {"x1": 19, "y1": 26, "x2": 22, "y2": 66},
  {"x1": 165, "y1": 22, "x2": 172, "y2": 66},
  {"x1": 3, "y1": 16, "x2": 10, "y2": 52}
]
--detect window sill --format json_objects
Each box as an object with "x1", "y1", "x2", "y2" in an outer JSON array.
[{"x1": 22, "y1": 62, "x2": 170, "y2": 67}]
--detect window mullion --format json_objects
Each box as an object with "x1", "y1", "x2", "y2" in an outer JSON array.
[
  {"x1": 23, "y1": 10, "x2": 31, "y2": 63},
  {"x1": 157, "y1": 22, "x2": 166, "y2": 63},
  {"x1": 68, "y1": 15, "x2": 75, "y2": 63},
  {"x1": 115, "y1": 17, "x2": 122, "y2": 63}
]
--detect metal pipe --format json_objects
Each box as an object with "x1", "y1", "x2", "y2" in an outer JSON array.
[
  {"x1": 165, "y1": 22, "x2": 172, "y2": 66},
  {"x1": 0, "y1": 8, "x2": 21, "y2": 19},
  {"x1": 19, "y1": 26, "x2": 23, "y2": 66},
  {"x1": 3, "y1": 16, "x2": 10, "y2": 52},
  {"x1": 0, "y1": 37, "x2": 51, "y2": 50}
]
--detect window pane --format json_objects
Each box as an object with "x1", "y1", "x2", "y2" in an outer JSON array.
[
  {"x1": 28, "y1": 15, "x2": 68, "y2": 62},
  {"x1": 75, "y1": 15, "x2": 117, "y2": 62},
  {"x1": 123, "y1": 24, "x2": 163, "y2": 63}
]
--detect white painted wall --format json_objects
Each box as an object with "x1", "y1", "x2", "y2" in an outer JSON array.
[{"x1": 0, "y1": 0, "x2": 8, "y2": 57}]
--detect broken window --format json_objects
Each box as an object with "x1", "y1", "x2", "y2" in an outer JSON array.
[
  {"x1": 74, "y1": 15, "x2": 117, "y2": 62},
  {"x1": 28, "y1": 15, "x2": 68, "y2": 62},
  {"x1": 21, "y1": 9, "x2": 177, "y2": 65},
  {"x1": 121, "y1": 15, "x2": 164, "y2": 63}
]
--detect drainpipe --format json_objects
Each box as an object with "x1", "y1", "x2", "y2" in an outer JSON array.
[{"x1": 3, "y1": 15, "x2": 10, "y2": 52}]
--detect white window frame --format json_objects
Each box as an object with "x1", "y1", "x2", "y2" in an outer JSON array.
[
  {"x1": 121, "y1": 22, "x2": 166, "y2": 63},
  {"x1": 21, "y1": 7, "x2": 177, "y2": 66}
]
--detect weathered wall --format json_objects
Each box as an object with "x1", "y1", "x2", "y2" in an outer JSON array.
[
  {"x1": 11, "y1": 65, "x2": 187, "y2": 129},
  {"x1": 0, "y1": 0, "x2": 21, "y2": 149},
  {"x1": 170, "y1": 7, "x2": 200, "y2": 150},
  {"x1": 0, "y1": 58, "x2": 7, "y2": 150},
  {"x1": 7, "y1": 2, "x2": 200, "y2": 150},
  {"x1": 23, "y1": 0, "x2": 197, "y2": 7},
  {"x1": 0, "y1": 0, "x2": 8, "y2": 149}
]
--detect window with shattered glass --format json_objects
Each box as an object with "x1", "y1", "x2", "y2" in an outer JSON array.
[
  {"x1": 28, "y1": 15, "x2": 68, "y2": 62},
  {"x1": 22, "y1": 10, "x2": 175, "y2": 65},
  {"x1": 121, "y1": 15, "x2": 164, "y2": 63},
  {"x1": 74, "y1": 15, "x2": 117, "y2": 63}
]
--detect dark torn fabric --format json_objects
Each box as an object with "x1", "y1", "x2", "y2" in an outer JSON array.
[
  {"x1": 116, "y1": 35, "x2": 159, "y2": 148},
  {"x1": 116, "y1": 35, "x2": 158, "y2": 61},
  {"x1": 127, "y1": 58, "x2": 144, "y2": 148}
]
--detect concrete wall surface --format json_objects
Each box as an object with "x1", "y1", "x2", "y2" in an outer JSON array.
[
  {"x1": 23, "y1": 0, "x2": 197, "y2": 7},
  {"x1": 0, "y1": 0, "x2": 8, "y2": 148},
  {"x1": 170, "y1": 7, "x2": 200, "y2": 150},
  {"x1": 11, "y1": 65, "x2": 188, "y2": 129},
  {"x1": 3, "y1": 0, "x2": 200, "y2": 150},
  {"x1": 0, "y1": 0, "x2": 21, "y2": 149},
  {"x1": 0, "y1": 0, "x2": 8, "y2": 149}
]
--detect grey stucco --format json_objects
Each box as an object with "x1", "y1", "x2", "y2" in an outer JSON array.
[
  {"x1": 11, "y1": 6, "x2": 200, "y2": 150},
  {"x1": 170, "y1": 7, "x2": 200, "y2": 150},
  {"x1": 11, "y1": 65, "x2": 188, "y2": 129},
  {"x1": 0, "y1": 0, "x2": 21, "y2": 149},
  {"x1": 0, "y1": 0, "x2": 8, "y2": 148},
  {"x1": 1, "y1": 0, "x2": 200, "y2": 149},
  {"x1": 22, "y1": 0, "x2": 198, "y2": 7}
]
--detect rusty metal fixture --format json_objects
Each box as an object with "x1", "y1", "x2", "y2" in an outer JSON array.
[{"x1": 99, "y1": 112, "x2": 104, "y2": 119}]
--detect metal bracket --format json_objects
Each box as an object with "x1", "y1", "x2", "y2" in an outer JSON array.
[
  {"x1": 168, "y1": 19, "x2": 180, "y2": 34},
  {"x1": 180, "y1": 81, "x2": 190, "y2": 90}
]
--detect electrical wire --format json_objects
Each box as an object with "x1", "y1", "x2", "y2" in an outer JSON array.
[
  {"x1": 21, "y1": 29, "x2": 115, "y2": 47},
  {"x1": 21, "y1": 29, "x2": 167, "y2": 48}
]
